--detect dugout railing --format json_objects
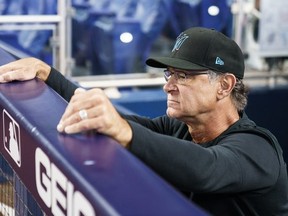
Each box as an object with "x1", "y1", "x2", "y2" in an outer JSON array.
[{"x1": 0, "y1": 47, "x2": 208, "y2": 216}]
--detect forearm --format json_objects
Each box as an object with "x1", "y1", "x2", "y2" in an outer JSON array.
[
  {"x1": 45, "y1": 67, "x2": 79, "y2": 101},
  {"x1": 127, "y1": 120, "x2": 217, "y2": 191},
  {"x1": 127, "y1": 121, "x2": 278, "y2": 193}
]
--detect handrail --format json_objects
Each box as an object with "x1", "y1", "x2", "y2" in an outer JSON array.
[
  {"x1": 0, "y1": 47, "x2": 208, "y2": 216},
  {"x1": 0, "y1": 15, "x2": 61, "y2": 23}
]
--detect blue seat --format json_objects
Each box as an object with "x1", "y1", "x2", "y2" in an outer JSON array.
[
  {"x1": 76, "y1": 0, "x2": 230, "y2": 74},
  {"x1": 71, "y1": 1, "x2": 116, "y2": 66},
  {"x1": 87, "y1": 0, "x2": 170, "y2": 74},
  {"x1": 163, "y1": 0, "x2": 232, "y2": 39},
  {"x1": 0, "y1": 0, "x2": 57, "y2": 64},
  {"x1": 200, "y1": 0, "x2": 233, "y2": 37},
  {"x1": 90, "y1": 16, "x2": 141, "y2": 74},
  {"x1": 133, "y1": 0, "x2": 171, "y2": 71}
]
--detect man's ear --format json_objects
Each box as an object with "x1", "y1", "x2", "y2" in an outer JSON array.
[{"x1": 217, "y1": 74, "x2": 236, "y2": 98}]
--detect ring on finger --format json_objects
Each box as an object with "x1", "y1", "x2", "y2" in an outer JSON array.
[{"x1": 79, "y1": 109, "x2": 88, "y2": 120}]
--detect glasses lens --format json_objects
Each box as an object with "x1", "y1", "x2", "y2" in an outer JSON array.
[
  {"x1": 164, "y1": 70, "x2": 171, "y2": 81},
  {"x1": 164, "y1": 70, "x2": 187, "y2": 83},
  {"x1": 164, "y1": 69, "x2": 208, "y2": 83}
]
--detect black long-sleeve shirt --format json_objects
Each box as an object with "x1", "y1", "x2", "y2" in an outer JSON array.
[{"x1": 46, "y1": 68, "x2": 288, "y2": 215}]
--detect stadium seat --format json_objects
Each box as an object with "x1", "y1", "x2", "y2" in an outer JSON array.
[
  {"x1": 0, "y1": 0, "x2": 57, "y2": 64},
  {"x1": 87, "y1": 0, "x2": 170, "y2": 74},
  {"x1": 90, "y1": 16, "x2": 141, "y2": 74},
  {"x1": 71, "y1": 0, "x2": 115, "y2": 67},
  {"x1": 200, "y1": 0, "x2": 233, "y2": 37},
  {"x1": 163, "y1": 0, "x2": 233, "y2": 38}
]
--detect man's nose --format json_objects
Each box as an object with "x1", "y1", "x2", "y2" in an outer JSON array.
[{"x1": 163, "y1": 77, "x2": 177, "y2": 93}]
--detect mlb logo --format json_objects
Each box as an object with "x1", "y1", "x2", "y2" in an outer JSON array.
[{"x1": 3, "y1": 109, "x2": 21, "y2": 167}]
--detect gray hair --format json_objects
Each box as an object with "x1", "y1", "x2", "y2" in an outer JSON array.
[{"x1": 207, "y1": 70, "x2": 248, "y2": 112}]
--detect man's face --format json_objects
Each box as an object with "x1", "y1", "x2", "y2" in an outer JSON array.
[{"x1": 163, "y1": 68, "x2": 220, "y2": 122}]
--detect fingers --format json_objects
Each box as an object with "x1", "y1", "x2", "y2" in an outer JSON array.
[
  {"x1": 0, "y1": 60, "x2": 23, "y2": 79},
  {"x1": 56, "y1": 87, "x2": 133, "y2": 146},
  {"x1": 0, "y1": 69, "x2": 30, "y2": 83},
  {"x1": 59, "y1": 89, "x2": 89, "y2": 124},
  {"x1": 57, "y1": 108, "x2": 91, "y2": 133},
  {"x1": 58, "y1": 108, "x2": 99, "y2": 134},
  {"x1": 57, "y1": 102, "x2": 105, "y2": 134},
  {"x1": 0, "y1": 57, "x2": 46, "y2": 83},
  {"x1": 0, "y1": 64, "x2": 14, "y2": 75},
  {"x1": 74, "y1": 87, "x2": 86, "y2": 94},
  {"x1": 0, "y1": 62, "x2": 17, "y2": 82},
  {"x1": 0, "y1": 72, "x2": 11, "y2": 83},
  {"x1": 57, "y1": 88, "x2": 106, "y2": 134}
]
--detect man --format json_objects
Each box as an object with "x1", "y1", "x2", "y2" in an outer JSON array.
[{"x1": 0, "y1": 27, "x2": 287, "y2": 215}]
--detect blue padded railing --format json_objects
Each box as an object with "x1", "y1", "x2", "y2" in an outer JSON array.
[{"x1": 0, "y1": 48, "x2": 209, "y2": 215}]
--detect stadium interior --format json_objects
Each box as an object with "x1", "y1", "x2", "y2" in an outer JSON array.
[{"x1": 0, "y1": 0, "x2": 287, "y2": 215}]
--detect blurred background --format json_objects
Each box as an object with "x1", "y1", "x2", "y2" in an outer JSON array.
[
  {"x1": 0, "y1": 0, "x2": 287, "y2": 159},
  {"x1": 0, "y1": 0, "x2": 288, "y2": 197},
  {"x1": 0, "y1": 2, "x2": 287, "y2": 215},
  {"x1": 0, "y1": 0, "x2": 287, "y2": 78}
]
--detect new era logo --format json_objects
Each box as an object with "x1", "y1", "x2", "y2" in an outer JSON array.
[{"x1": 215, "y1": 57, "x2": 224, "y2": 65}]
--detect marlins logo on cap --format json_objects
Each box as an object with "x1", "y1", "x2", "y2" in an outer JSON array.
[{"x1": 172, "y1": 33, "x2": 189, "y2": 52}]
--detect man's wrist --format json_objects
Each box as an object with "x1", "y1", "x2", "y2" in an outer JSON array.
[
  {"x1": 36, "y1": 60, "x2": 51, "y2": 81},
  {"x1": 116, "y1": 119, "x2": 133, "y2": 148}
]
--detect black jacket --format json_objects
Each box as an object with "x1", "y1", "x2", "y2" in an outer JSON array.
[
  {"x1": 47, "y1": 67, "x2": 288, "y2": 215},
  {"x1": 125, "y1": 113, "x2": 288, "y2": 215}
]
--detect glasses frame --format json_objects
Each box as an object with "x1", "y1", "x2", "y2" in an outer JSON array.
[{"x1": 164, "y1": 69, "x2": 209, "y2": 84}]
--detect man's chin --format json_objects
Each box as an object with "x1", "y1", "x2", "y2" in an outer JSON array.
[{"x1": 166, "y1": 109, "x2": 181, "y2": 118}]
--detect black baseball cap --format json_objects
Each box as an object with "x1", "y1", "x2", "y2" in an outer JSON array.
[{"x1": 146, "y1": 27, "x2": 245, "y2": 79}]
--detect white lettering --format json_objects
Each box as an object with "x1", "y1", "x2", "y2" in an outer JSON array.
[
  {"x1": 35, "y1": 147, "x2": 96, "y2": 216},
  {"x1": 51, "y1": 163, "x2": 67, "y2": 216},
  {"x1": 35, "y1": 148, "x2": 51, "y2": 208},
  {"x1": 74, "y1": 191, "x2": 96, "y2": 216},
  {"x1": 67, "y1": 181, "x2": 74, "y2": 216}
]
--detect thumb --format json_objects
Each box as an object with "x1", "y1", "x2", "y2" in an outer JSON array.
[{"x1": 74, "y1": 87, "x2": 87, "y2": 94}]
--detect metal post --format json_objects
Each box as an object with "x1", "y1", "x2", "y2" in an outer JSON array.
[{"x1": 234, "y1": 0, "x2": 245, "y2": 48}]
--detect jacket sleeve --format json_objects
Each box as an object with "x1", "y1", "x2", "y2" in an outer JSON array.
[
  {"x1": 126, "y1": 118, "x2": 279, "y2": 194},
  {"x1": 45, "y1": 67, "x2": 79, "y2": 101}
]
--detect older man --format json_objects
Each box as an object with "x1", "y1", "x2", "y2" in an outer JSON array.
[{"x1": 0, "y1": 27, "x2": 287, "y2": 215}]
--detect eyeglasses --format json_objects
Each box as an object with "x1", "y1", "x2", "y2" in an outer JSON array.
[{"x1": 164, "y1": 69, "x2": 208, "y2": 84}]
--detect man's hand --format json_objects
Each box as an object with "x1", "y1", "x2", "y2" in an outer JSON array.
[
  {"x1": 57, "y1": 88, "x2": 133, "y2": 147},
  {"x1": 0, "y1": 57, "x2": 51, "y2": 83}
]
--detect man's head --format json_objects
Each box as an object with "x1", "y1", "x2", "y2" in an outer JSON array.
[
  {"x1": 146, "y1": 27, "x2": 248, "y2": 122},
  {"x1": 146, "y1": 27, "x2": 245, "y2": 79}
]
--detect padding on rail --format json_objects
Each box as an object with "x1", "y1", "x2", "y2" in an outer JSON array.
[{"x1": 0, "y1": 47, "x2": 209, "y2": 216}]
